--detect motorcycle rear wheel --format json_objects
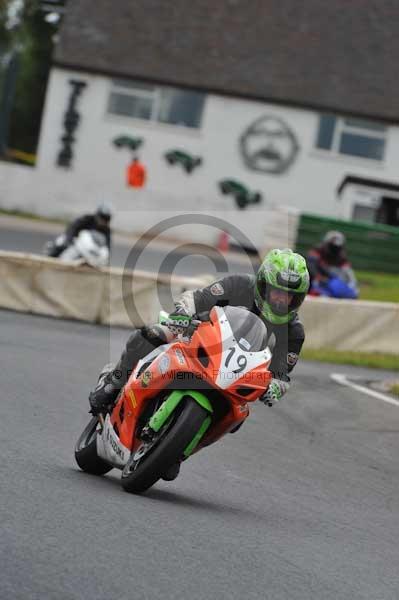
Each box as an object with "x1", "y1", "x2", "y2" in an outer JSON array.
[
  {"x1": 75, "y1": 416, "x2": 113, "y2": 475},
  {"x1": 121, "y1": 398, "x2": 208, "y2": 494}
]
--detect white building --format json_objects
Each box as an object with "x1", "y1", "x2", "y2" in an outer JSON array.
[
  {"x1": 3, "y1": 0, "x2": 399, "y2": 245},
  {"x1": 38, "y1": 67, "x2": 399, "y2": 224}
]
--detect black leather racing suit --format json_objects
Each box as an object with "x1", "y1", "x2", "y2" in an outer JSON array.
[
  {"x1": 111, "y1": 274, "x2": 305, "y2": 390},
  {"x1": 65, "y1": 214, "x2": 111, "y2": 249}
]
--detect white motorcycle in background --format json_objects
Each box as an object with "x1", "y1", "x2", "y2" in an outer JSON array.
[{"x1": 44, "y1": 230, "x2": 110, "y2": 267}]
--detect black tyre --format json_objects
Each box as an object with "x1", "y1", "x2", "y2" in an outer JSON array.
[
  {"x1": 75, "y1": 417, "x2": 113, "y2": 476},
  {"x1": 121, "y1": 398, "x2": 208, "y2": 494}
]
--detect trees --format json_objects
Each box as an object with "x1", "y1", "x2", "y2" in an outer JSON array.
[
  {"x1": 0, "y1": 2, "x2": 12, "y2": 51},
  {"x1": 0, "y1": 0, "x2": 64, "y2": 158}
]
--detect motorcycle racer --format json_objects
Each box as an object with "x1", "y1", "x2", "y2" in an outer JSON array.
[
  {"x1": 47, "y1": 203, "x2": 112, "y2": 257},
  {"x1": 89, "y1": 248, "x2": 309, "y2": 415}
]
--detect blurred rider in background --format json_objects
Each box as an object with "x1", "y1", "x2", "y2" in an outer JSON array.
[
  {"x1": 306, "y1": 230, "x2": 358, "y2": 299},
  {"x1": 48, "y1": 203, "x2": 112, "y2": 257}
]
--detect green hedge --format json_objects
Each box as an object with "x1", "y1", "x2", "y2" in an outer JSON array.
[{"x1": 296, "y1": 214, "x2": 399, "y2": 273}]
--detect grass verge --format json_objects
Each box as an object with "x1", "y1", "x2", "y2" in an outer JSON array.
[
  {"x1": 390, "y1": 384, "x2": 399, "y2": 397},
  {"x1": 356, "y1": 270, "x2": 399, "y2": 303},
  {"x1": 302, "y1": 348, "x2": 399, "y2": 371},
  {"x1": 0, "y1": 208, "x2": 66, "y2": 224}
]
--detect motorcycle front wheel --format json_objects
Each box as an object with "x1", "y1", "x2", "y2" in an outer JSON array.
[
  {"x1": 75, "y1": 416, "x2": 113, "y2": 475},
  {"x1": 121, "y1": 398, "x2": 208, "y2": 494}
]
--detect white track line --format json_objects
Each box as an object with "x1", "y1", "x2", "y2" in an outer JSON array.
[{"x1": 330, "y1": 373, "x2": 399, "y2": 407}]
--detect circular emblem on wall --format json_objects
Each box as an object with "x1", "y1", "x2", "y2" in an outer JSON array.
[{"x1": 239, "y1": 115, "x2": 300, "y2": 174}]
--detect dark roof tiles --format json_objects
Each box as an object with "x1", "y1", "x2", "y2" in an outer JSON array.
[{"x1": 55, "y1": 0, "x2": 399, "y2": 122}]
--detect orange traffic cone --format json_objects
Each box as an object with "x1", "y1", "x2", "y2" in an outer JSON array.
[{"x1": 217, "y1": 231, "x2": 230, "y2": 252}]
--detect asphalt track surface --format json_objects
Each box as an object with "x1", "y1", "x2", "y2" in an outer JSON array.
[
  {"x1": 0, "y1": 222, "x2": 255, "y2": 277},
  {"x1": 2, "y1": 309, "x2": 399, "y2": 600}
]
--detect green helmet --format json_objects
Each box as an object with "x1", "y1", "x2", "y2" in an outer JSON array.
[{"x1": 254, "y1": 248, "x2": 309, "y2": 325}]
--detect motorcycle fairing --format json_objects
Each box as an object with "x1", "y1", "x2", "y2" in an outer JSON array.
[
  {"x1": 211, "y1": 306, "x2": 272, "y2": 389},
  {"x1": 133, "y1": 344, "x2": 171, "y2": 379},
  {"x1": 107, "y1": 305, "x2": 273, "y2": 460},
  {"x1": 96, "y1": 414, "x2": 131, "y2": 467}
]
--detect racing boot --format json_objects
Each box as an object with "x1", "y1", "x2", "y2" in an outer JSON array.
[{"x1": 89, "y1": 363, "x2": 120, "y2": 414}]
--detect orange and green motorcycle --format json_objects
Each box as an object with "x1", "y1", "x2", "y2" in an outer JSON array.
[{"x1": 75, "y1": 306, "x2": 273, "y2": 494}]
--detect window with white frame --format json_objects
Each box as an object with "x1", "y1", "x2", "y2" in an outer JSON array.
[
  {"x1": 316, "y1": 114, "x2": 387, "y2": 161},
  {"x1": 107, "y1": 79, "x2": 205, "y2": 129}
]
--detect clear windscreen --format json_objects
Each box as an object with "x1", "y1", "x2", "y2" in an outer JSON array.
[{"x1": 223, "y1": 306, "x2": 269, "y2": 352}]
